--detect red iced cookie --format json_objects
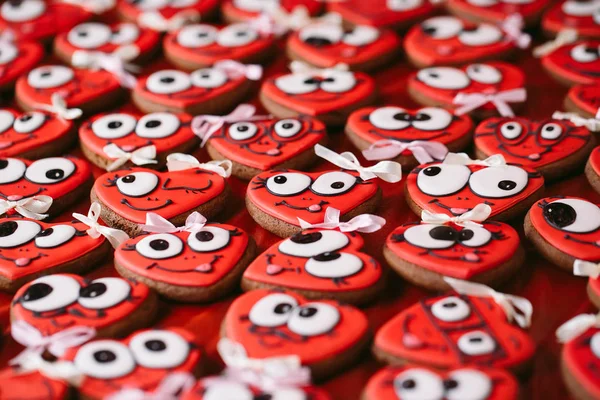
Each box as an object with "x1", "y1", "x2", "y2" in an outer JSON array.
[
  {"x1": 183, "y1": 378, "x2": 330, "y2": 400},
  {"x1": 222, "y1": 0, "x2": 323, "y2": 23},
  {"x1": 0, "y1": 37, "x2": 43, "y2": 92},
  {"x1": 586, "y1": 145, "x2": 600, "y2": 193},
  {"x1": 446, "y1": 0, "x2": 549, "y2": 25},
  {"x1": 117, "y1": 0, "x2": 220, "y2": 30},
  {"x1": 541, "y1": 40, "x2": 600, "y2": 86},
  {"x1": 542, "y1": 0, "x2": 600, "y2": 39},
  {"x1": 565, "y1": 83, "x2": 600, "y2": 117},
  {"x1": 0, "y1": 368, "x2": 68, "y2": 400},
  {"x1": 363, "y1": 365, "x2": 519, "y2": 400}
]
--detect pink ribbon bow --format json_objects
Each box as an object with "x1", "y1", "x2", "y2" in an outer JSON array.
[
  {"x1": 501, "y1": 14, "x2": 531, "y2": 49},
  {"x1": 362, "y1": 140, "x2": 448, "y2": 164},
  {"x1": 453, "y1": 88, "x2": 527, "y2": 117},
  {"x1": 72, "y1": 47, "x2": 139, "y2": 89},
  {"x1": 297, "y1": 207, "x2": 385, "y2": 233},
  {"x1": 140, "y1": 212, "x2": 207, "y2": 234},
  {"x1": 106, "y1": 372, "x2": 196, "y2": 400},
  {"x1": 248, "y1": 14, "x2": 287, "y2": 37},
  {"x1": 165, "y1": 153, "x2": 233, "y2": 178},
  {"x1": 214, "y1": 60, "x2": 263, "y2": 81}
]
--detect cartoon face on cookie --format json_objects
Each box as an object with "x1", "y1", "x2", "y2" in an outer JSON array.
[
  {"x1": 11, "y1": 274, "x2": 152, "y2": 336},
  {"x1": 62, "y1": 328, "x2": 201, "y2": 399},
  {"x1": 374, "y1": 293, "x2": 536, "y2": 369},
  {"x1": 223, "y1": 289, "x2": 369, "y2": 364},
  {"x1": 328, "y1": 0, "x2": 435, "y2": 29},
  {"x1": 543, "y1": 0, "x2": 600, "y2": 39},
  {"x1": 562, "y1": 325, "x2": 600, "y2": 399},
  {"x1": 447, "y1": 0, "x2": 547, "y2": 24},
  {"x1": 222, "y1": 0, "x2": 323, "y2": 22},
  {"x1": 0, "y1": 109, "x2": 74, "y2": 158},
  {"x1": 542, "y1": 41, "x2": 600, "y2": 85},
  {"x1": 0, "y1": 39, "x2": 43, "y2": 90},
  {"x1": 0, "y1": 369, "x2": 68, "y2": 400},
  {"x1": 183, "y1": 378, "x2": 331, "y2": 400},
  {"x1": 118, "y1": 0, "x2": 220, "y2": 21},
  {"x1": 567, "y1": 83, "x2": 600, "y2": 116}
]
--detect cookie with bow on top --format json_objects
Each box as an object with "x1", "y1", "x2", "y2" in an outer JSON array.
[
  {"x1": 565, "y1": 84, "x2": 600, "y2": 118},
  {"x1": 362, "y1": 365, "x2": 519, "y2": 400},
  {"x1": 79, "y1": 111, "x2": 199, "y2": 171},
  {"x1": 132, "y1": 60, "x2": 262, "y2": 115},
  {"x1": 345, "y1": 105, "x2": 473, "y2": 170},
  {"x1": 117, "y1": 0, "x2": 220, "y2": 31},
  {"x1": 542, "y1": 2, "x2": 600, "y2": 39},
  {"x1": 260, "y1": 61, "x2": 377, "y2": 126},
  {"x1": 195, "y1": 104, "x2": 327, "y2": 180},
  {"x1": 446, "y1": 0, "x2": 549, "y2": 26},
  {"x1": 221, "y1": 289, "x2": 370, "y2": 380},
  {"x1": 0, "y1": 32, "x2": 43, "y2": 94},
  {"x1": 535, "y1": 35, "x2": 600, "y2": 86},
  {"x1": 0, "y1": 156, "x2": 92, "y2": 220},
  {"x1": 221, "y1": 0, "x2": 323, "y2": 24},
  {"x1": 242, "y1": 207, "x2": 386, "y2": 305},
  {"x1": 474, "y1": 114, "x2": 596, "y2": 181},
  {"x1": 91, "y1": 153, "x2": 232, "y2": 237},
  {"x1": 586, "y1": 145, "x2": 600, "y2": 193},
  {"x1": 405, "y1": 153, "x2": 544, "y2": 222},
  {"x1": 114, "y1": 212, "x2": 256, "y2": 303},
  {"x1": 373, "y1": 277, "x2": 536, "y2": 373},
  {"x1": 246, "y1": 144, "x2": 402, "y2": 237},
  {"x1": 524, "y1": 196, "x2": 600, "y2": 271},
  {"x1": 384, "y1": 204, "x2": 524, "y2": 292}
]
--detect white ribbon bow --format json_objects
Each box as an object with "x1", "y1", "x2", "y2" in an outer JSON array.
[
  {"x1": 268, "y1": 5, "x2": 342, "y2": 31},
  {"x1": 72, "y1": 202, "x2": 129, "y2": 248},
  {"x1": 103, "y1": 144, "x2": 157, "y2": 171},
  {"x1": 443, "y1": 152, "x2": 507, "y2": 167},
  {"x1": 10, "y1": 352, "x2": 83, "y2": 387},
  {"x1": 213, "y1": 60, "x2": 263, "y2": 81},
  {"x1": 501, "y1": 14, "x2": 531, "y2": 49},
  {"x1": 0, "y1": 195, "x2": 52, "y2": 220},
  {"x1": 552, "y1": 109, "x2": 600, "y2": 132},
  {"x1": 362, "y1": 139, "x2": 449, "y2": 164},
  {"x1": 247, "y1": 13, "x2": 287, "y2": 37},
  {"x1": 105, "y1": 372, "x2": 196, "y2": 400},
  {"x1": 421, "y1": 203, "x2": 492, "y2": 227},
  {"x1": 297, "y1": 207, "x2": 386, "y2": 233},
  {"x1": 33, "y1": 93, "x2": 82, "y2": 121},
  {"x1": 557, "y1": 313, "x2": 600, "y2": 343},
  {"x1": 59, "y1": 0, "x2": 115, "y2": 13},
  {"x1": 444, "y1": 277, "x2": 533, "y2": 328},
  {"x1": 72, "y1": 46, "x2": 139, "y2": 89},
  {"x1": 533, "y1": 28, "x2": 578, "y2": 57},
  {"x1": 138, "y1": 10, "x2": 200, "y2": 32},
  {"x1": 140, "y1": 211, "x2": 207, "y2": 234},
  {"x1": 314, "y1": 144, "x2": 402, "y2": 183},
  {"x1": 574, "y1": 259, "x2": 600, "y2": 279},
  {"x1": 289, "y1": 60, "x2": 349, "y2": 75},
  {"x1": 166, "y1": 153, "x2": 232, "y2": 178},
  {"x1": 453, "y1": 88, "x2": 527, "y2": 117}
]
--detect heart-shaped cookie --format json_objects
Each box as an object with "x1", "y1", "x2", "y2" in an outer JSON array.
[
  {"x1": 363, "y1": 365, "x2": 519, "y2": 400},
  {"x1": 328, "y1": 0, "x2": 436, "y2": 30},
  {"x1": 0, "y1": 368, "x2": 68, "y2": 400},
  {"x1": 565, "y1": 83, "x2": 600, "y2": 117},
  {"x1": 586, "y1": 146, "x2": 600, "y2": 193},
  {"x1": 117, "y1": 0, "x2": 220, "y2": 27},
  {"x1": 542, "y1": 0, "x2": 600, "y2": 39},
  {"x1": 0, "y1": 109, "x2": 76, "y2": 159},
  {"x1": 446, "y1": 0, "x2": 548, "y2": 25},
  {"x1": 242, "y1": 229, "x2": 384, "y2": 304},
  {"x1": 559, "y1": 321, "x2": 600, "y2": 400},
  {"x1": 541, "y1": 40, "x2": 600, "y2": 86},
  {"x1": 404, "y1": 16, "x2": 517, "y2": 67},
  {"x1": 0, "y1": 39, "x2": 43, "y2": 92},
  {"x1": 11, "y1": 274, "x2": 157, "y2": 338},
  {"x1": 183, "y1": 378, "x2": 331, "y2": 400},
  {"x1": 373, "y1": 293, "x2": 536, "y2": 370},
  {"x1": 222, "y1": 289, "x2": 370, "y2": 379},
  {"x1": 221, "y1": 0, "x2": 323, "y2": 23}
]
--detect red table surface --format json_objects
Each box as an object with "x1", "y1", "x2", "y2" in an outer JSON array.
[{"x1": 0, "y1": 11, "x2": 598, "y2": 400}]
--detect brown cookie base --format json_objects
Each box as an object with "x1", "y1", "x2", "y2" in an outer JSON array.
[
  {"x1": 585, "y1": 155, "x2": 600, "y2": 194},
  {"x1": 523, "y1": 210, "x2": 575, "y2": 271},
  {"x1": 561, "y1": 354, "x2": 598, "y2": 400},
  {"x1": 564, "y1": 93, "x2": 596, "y2": 119},
  {"x1": 445, "y1": 2, "x2": 545, "y2": 26},
  {"x1": 12, "y1": 124, "x2": 78, "y2": 160},
  {"x1": 406, "y1": 46, "x2": 517, "y2": 69},
  {"x1": 542, "y1": 64, "x2": 583, "y2": 88}
]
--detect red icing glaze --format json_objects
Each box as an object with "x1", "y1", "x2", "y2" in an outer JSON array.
[
  {"x1": 207, "y1": 116, "x2": 325, "y2": 170},
  {"x1": 567, "y1": 83, "x2": 600, "y2": 116},
  {"x1": 408, "y1": 62, "x2": 526, "y2": 112},
  {"x1": 542, "y1": 41, "x2": 600, "y2": 85},
  {"x1": 93, "y1": 167, "x2": 226, "y2": 223},
  {"x1": 447, "y1": 0, "x2": 548, "y2": 24},
  {"x1": 474, "y1": 117, "x2": 592, "y2": 169},
  {"x1": 287, "y1": 25, "x2": 401, "y2": 69},
  {"x1": 243, "y1": 229, "x2": 383, "y2": 293},
  {"x1": 247, "y1": 169, "x2": 379, "y2": 226},
  {"x1": 15, "y1": 66, "x2": 122, "y2": 109},
  {"x1": 0, "y1": 40, "x2": 43, "y2": 89},
  {"x1": 404, "y1": 16, "x2": 515, "y2": 66},
  {"x1": 182, "y1": 378, "x2": 331, "y2": 400},
  {"x1": 11, "y1": 274, "x2": 151, "y2": 336},
  {"x1": 0, "y1": 109, "x2": 74, "y2": 158},
  {"x1": 406, "y1": 161, "x2": 544, "y2": 218},
  {"x1": 590, "y1": 145, "x2": 600, "y2": 175},
  {"x1": 0, "y1": 218, "x2": 106, "y2": 282},
  {"x1": 327, "y1": 0, "x2": 436, "y2": 29},
  {"x1": 542, "y1": 0, "x2": 600, "y2": 38},
  {"x1": 374, "y1": 293, "x2": 536, "y2": 369},
  {"x1": 363, "y1": 365, "x2": 518, "y2": 400},
  {"x1": 562, "y1": 326, "x2": 600, "y2": 399},
  {"x1": 117, "y1": 0, "x2": 220, "y2": 20},
  {"x1": 223, "y1": 289, "x2": 369, "y2": 364},
  {"x1": 386, "y1": 221, "x2": 520, "y2": 279},
  {"x1": 115, "y1": 224, "x2": 250, "y2": 287},
  {"x1": 222, "y1": 0, "x2": 323, "y2": 22},
  {"x1": 0, "y1": 368, "x2": 68, "y2": 400},
  {"x1": 62, "y1": 327, "x2": 202, "y2": 399}
]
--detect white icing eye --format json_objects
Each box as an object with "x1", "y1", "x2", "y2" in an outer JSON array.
[
  {"x1": 233, "y1": 0, "x2": 278, "y2": 11},
  {"x1": 457, "y1": 331, "x2": 496, "y2": 355},
  {"x1": 403, "y1": 225, "x2": 457, "y2": 249},
  {"x1": 249, "y1": 293, "x2": 298, "y2": 327},
  {"x1": 369, "y1": 107, "x2": 410, "y2": 130},
  {"x1": 74, "y1": 341, "x2": 135, "y2": 379},
  {"x1": 0, "y1": 220, "x2": 41, "y2": 248},
  {"x1": 544, "y1": 198, "x2": 600, "y2": 233},
  {"x1": 591, "y1": 332, "x2": 600, "y2": 359},
  {"x1": 274, "y1": 119, "x2": 303, "y2": 138},
  {"x1": 393, "y1": 368, "x2": 444, "y2": 400},
  {"x1": 203, "y1": 381, "x2": 253, "y2": 400},
  {"x1": 460, "y1": 226, "x2": 492, "y2": 247},
  {"x1": 540, "y1": 123, "x2": 563, "y2": 140},
  {"x1": 187, "y1": 227, "x2": 231, "y2": 252},
  {"x1": 387, "y1": 0, "x2": 423, "y2": 10},
  {"x1": 91, "y1": 114, "x2": 137, "y2": 139},
  {"x1": 126, "y1": 0, "x2": 169, "y2": 10},
  {"x1": 274, "y1": 73, "x2": 319, "y2": 94},
  {"x1": 417, "y1": 164, "x2": 471, "y2": 196},
  {"x1": 116, "y1": 172, "x2": 159, "y2": 197},
  {"x1": 466, "y1": 0, "x2": 497, "y2": 6},
  {"x1": 67, "y1": 23, "x2": 111, "y2": 49},
  {"x1": 136, "y1": 113, "x2": 180, "y2": 139},
  {"x1": 420, "y1": 17, "x2": 463, "y2": 40},
  {"x1": 499, "y1": 121, "x2": 523, "y2": 139},
  {"x1": 34, "y1": 225, "x2": 76, "y2": 248},
  {"x1": 279, "y1": 230, "x2": 350, "y2": 257},
  {"x1": 217, "y1": 24, "x2": 258, "y2": 47},
  {"x1": 287, "y1": 303, "x2": 340, "y2": 336},
  {"x1": 136, "y1": 233, "x2": 184, "y2": 259},
  {"x1": 78, "y1": 277, "x2": 131, "y2": 310},
  {"x1": 27, "y1": 66, "x2": 74, "y2": 89},
  {"x1": 343, "y1": 25, "x2": 380, "y2": 46},
  {"x1": 412, "y1": 108, "x2": 453, "y2": 131},
  {"x1": 0, "y1": 42, "x2": 17, "y2": 65},
  {"x1": 320, "y1": 71, "x2": 356, "y2": 93},
  {"x1": 25, "y1": 158, "x2": 76, "y2": 184},
  {"x1": 468, "y1": 165, "x2": 528, "y2": 198},
  {"x1": 190, "y1": 68, "x2": 228, "y2": 88},
  {"x1": 458, "y1": 25, "x2": 503, "y2": 46},
  {"x1": 265, "y1": 173, "x2": 311, "y2": 196},
  {"x1": 110, "y1": 23, "x2": 140, "y2": 45},
  {"x1": 129, "y1": 330, "x2": 190, "y2": 369},
  {"x1": 466, "y1": 64, "x2": 502, "y2": 84},
  {"x1": 177, "y1": 25, "x2": 217, "y2": 48},
  {"x1": 563, "y1": 0, "x2": 600, "y2": 16},
  {"x1": 0, "y1": 110, "x2": 15, "y2": 133},
  {"x1": 594, "y1": 6, "x2": 600, "y2": 24},
  {"x1": 13, "y1": 112, "x2": 45, "y2": 133},
  {"x1": 0, "y1": 158, "x2": 26, "y2": 184},
  {"x1": 1, "y1": 0, "x2": 45, "y2": 22},
  {"x1": 311, "y1": 171, "x2": 357, "y2": 196},
  {"x1": 417, "y1": 68, "x2": 470, "y2": 89},
  {"x1": 299, "y1": 24, "x2": 343, "y2": 46},
  {"x1": 146, "y1": 70, "x2": 191, "y2": 94},
  {"x1": 18, "y1": 275, "x2": 80, "y2": 312},
  {"x1": 229, "y1": 122, "x2": 258, "y2": 140},
  {"x1": 431, "y1": 296, "x2": 471, "y2": 322},
  {"x1": 271, "y1": 388, "x2": 307, "y2": 400},
  {"x1": 571, "y1": 43, "x2": 599, "y2": 63},
  {"x1": 446, "y1": 369, "x2": 493, "y2": 400},
  {"x1": 305, "y1": 252, "x2": 363, "y2": 279}
]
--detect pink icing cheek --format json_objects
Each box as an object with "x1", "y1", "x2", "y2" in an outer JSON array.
[
  {"x1": 450, "y1": 207, "x2": 470, "y2": 215},
  {"x1": 402, "y1": 332, "x2": 424, "y2": 348},
  {"x1": 15, "y1": 258, "x2": 32, "y2": 267},
  {"x1": 267, "y1": 264, "x2": 284, "y2": 275},
  {"x1": 308, "y1": 204, "x2": 323, "y2": 212},
  {"x1": 195, "y1": 263, "x2": 213, "y2": 273},
  {"x1": 528, "y1": 153, "x2": 541, "y2": 160},
  {"x1": 463, "y1": 253, "x2": 480, "y2": 262},
  {"x1": 7, "y1": 195, "x2": 23, "y2": 201},
  {"x1": 266, "y1": 149, "x2": 281, "y2": 156}
]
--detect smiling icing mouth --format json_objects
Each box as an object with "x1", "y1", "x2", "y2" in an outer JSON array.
[
  {"x1": 121, "y1": 198, "x2": 173, "y2": 211},
  {"x1": 275, "y1": 200, "x2": 330, "y2": 212}
]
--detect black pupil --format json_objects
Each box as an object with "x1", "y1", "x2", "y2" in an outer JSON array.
[
  {"x1": 0, "y1": 221, "x2": 18, "y2": 237},
  {"x1": 93, "y1": 350, "x2": 116, "y2": 363},
  {"x1": 443, "y1": 302, "x2": 457, "y2": 308},
  {"x1": 414, "y1": 113, "x2": 431, "y2": 121},
  {"x1": 150, "y1": 239, "x2": 169, "y2": 251},
  {"x1": 305, "y1": 37, "x2": 333, "y2": 47},
  {"x1": 469, "y1": 336, "x2": 483, "y2": 343},
  {"x1": 145, "y1": 120, "x2": 161, "y2": 128},
  {"x1": 290, "y1": 232, "x2": 323, "y2": 244},
  {"x1": 544, "y1": 126, "x2": 554, "y2": 131},
  {"x1": 41, "y1": 71, "x2": 52, "y2": 78},
  {"x1": 20, "y1": 115, "x2": 32, "y2": 122},
  {"x1": 543, "y1": 202, "x2": 577, "y2": 228},
  {"x1": 274, "y1": 176, "x2": 287, "y2": 184},
  {"x1": 236, "y1": 31, "x2": 247, "y2": 36},
  {"x1": 429, "y1": 225, "x2": 456, "y2": 241},
  {"x1": 37, "y1": 228, "x2": 54, "y2": 237},
  {"x1": 160, "y1": 77, "x2": 175, "y2": 84},
  {"x1": 282, "y1": 123, "x2": 293, "y2": 129},
  {"x1": 195, "y1": 231, "x2": 214, "y2": 242},
  {"x1": 46, "y1": 169, "x2": 64, "y2": 180},
  {"x1": 444, "y1": 379, "x2": 458, "y2": 390},
  {"x1": 331, "y1": 181, "x2": 344, "y2": 189},
  {"x1": 422, "y1": 25, "x2": 436, "y2": 35},
  {"x1": 200, "y1": 73, "x2": 210, "y2": 78},
  {"x1": 22, "y1": 283, "x2": 52, "y2": 302},
  {"x1": 77, "y1": 31, "x2": 88, "y2": 37},
  {"x1": 0, "y1": 159, "x2": 7, "y2": 169},
  {"x1": 394, "y1": 112, "x2": 411, "y2": 121},
  {"x1": 314, "y1": 252, "x2": 341, "y2": 262},
  {"x1": 506, "y1": 124, "x2": 516, "y2": 130},
  {"x1": 80, "y1": 282, "x2": 107, "y2": 299},
  {"x1": 237, "y1": 125, "x2": 249, "y2": 132},
  {"x1": 298, "y1": 306, "x2": 317, "y2": 318},
  {"x1": 122, "y1": 175, "x2": 136, "y2": 183},
  {"x1": 498, "y1": 180, "x2": 516, "y2": 191},
  {"x1": 145, "y1": 339, "x2": 166, "y2": 352},
  {"x1": 108, "y1": 121, "x2": 123, "y2": 129},
  {"x1": 274, "y1": 303, "x2": 293, "y2": 314},
  {"x1": 459, "y1": 229, "x2": 474, "y2": 241},
  {"x1": 424, "y1": 166, "x2": 441, "y2": 177},
  {"x1": 428, "y1": 72, "x2": 439, "y2": 79},
  {"x1": 402, "y1": 379, "x2": 416, "y2": 389}
]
